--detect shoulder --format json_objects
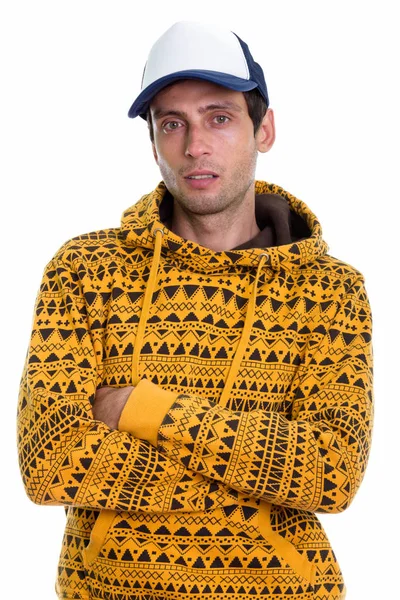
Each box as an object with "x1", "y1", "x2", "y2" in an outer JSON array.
[
  {"x1": 315, "y1": 252, "x2": 365, "y2": 279},
  {"x1": 50, "y1": 226, "x2": 126, "y2": 269},
  {"x1": 310, "y1": 253, "x2": 369, "y2": 302}
]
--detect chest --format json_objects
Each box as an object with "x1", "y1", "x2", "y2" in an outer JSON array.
[{"x1": 81, "y1": 258, "x2": 335, "y2": 414}]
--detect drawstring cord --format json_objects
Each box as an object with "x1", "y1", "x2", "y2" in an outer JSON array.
[
  {"x1": 218, "y1": 253, "x2": 270, "y2": 408},
  {"x1": 131, "y1": 238, "x2": 270, "y2": 405},
  {"x1": 131, "y1": 227, "x2": 164, "y2": 386}
]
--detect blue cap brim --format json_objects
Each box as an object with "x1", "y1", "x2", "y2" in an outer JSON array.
[{"x1": 128, "y1": 70, "x2": 259, "y2": 119}]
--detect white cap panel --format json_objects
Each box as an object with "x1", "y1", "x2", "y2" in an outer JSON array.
[{"x1": 142, "y1": 21, "x2": 249, "y2": 89}]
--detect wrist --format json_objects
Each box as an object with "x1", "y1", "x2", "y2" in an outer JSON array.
[
  {"x1": 110, "y1": 387, "x2": 134, "y2": 429},
  {"x1": 93, "y1": 385, "x2": 134, "y2": 429}
]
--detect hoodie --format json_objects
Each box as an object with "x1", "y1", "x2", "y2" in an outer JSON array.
[{"x1": 18, "y1": 180, "x2": 373, "y2": 600}]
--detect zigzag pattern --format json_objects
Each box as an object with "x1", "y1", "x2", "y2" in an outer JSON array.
[{"x1": 17, "y1": 181, "x2": 371, "y2": 599}]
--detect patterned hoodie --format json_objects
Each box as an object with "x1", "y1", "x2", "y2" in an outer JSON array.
[{"x1": 18, "y1": 180, "x2": 373, "y2": 600}]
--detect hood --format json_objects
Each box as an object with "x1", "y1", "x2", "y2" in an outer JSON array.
[
  {"x1": 121, "y1": 180, "x2": 329, "y2": 389},
  {"x1": 120, "y1": 180, "x2": 328, "y2": 274}
]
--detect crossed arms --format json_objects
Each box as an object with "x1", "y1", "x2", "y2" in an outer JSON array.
[{"x1": 18, "y1": 253, "x2": 373, "y2": 514}]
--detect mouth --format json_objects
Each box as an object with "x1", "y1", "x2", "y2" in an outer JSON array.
[
  {"x1": 183, "y1": 171, "x2": 219, "y2": 189},
  {"x1": 186, "y1": 174, "x2": 217, "y2": 180},
  {"x1": 184, "y1": 170, "x2": 219, "y2": 180}
]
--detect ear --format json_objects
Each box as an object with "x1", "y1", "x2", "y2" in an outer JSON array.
[{"x1": 255, "y1": 108, "x2": 276, "y2": 153}]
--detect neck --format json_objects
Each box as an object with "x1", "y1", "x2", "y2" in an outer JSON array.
[{"x1": 169, "y1": 191, "x2": 260, "y2": 252}]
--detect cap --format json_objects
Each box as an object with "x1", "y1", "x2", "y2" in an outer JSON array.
[{"x1": 128, "y1": 21, "x2": 269, "y2": 120}]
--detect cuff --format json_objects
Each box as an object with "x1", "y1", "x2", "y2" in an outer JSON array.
[{"x1": 118, "y1": 379, "x2": 177, "y2": 446}]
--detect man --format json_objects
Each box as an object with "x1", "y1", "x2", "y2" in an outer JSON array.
[{"x1": 18, "y1": 21, "x2": 373, "y2": 600}]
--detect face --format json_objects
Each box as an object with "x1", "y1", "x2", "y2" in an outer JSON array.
[{"x1": 149, "y1": 80, "x2": 275, "y2": 218}]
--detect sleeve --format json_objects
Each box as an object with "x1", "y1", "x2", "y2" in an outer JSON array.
[
  {"x1": 120, "y1": 276, "x2": 374, "y2": 514},
  {"x1": 17, "y1": 255, "x2": 233, "y2": 513}
]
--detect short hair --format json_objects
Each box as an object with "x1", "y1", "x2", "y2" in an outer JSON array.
[{"x1": 146, "y1": 88, "x2": 268, "y2": 143}]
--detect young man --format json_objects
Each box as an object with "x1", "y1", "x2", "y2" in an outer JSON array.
[{"x1": 18, "y1": 21, "x2": 373, "y2": 600}]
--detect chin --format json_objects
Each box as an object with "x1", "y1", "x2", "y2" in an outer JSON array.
[{"x1": 177, "y1": 195, "x2": 231, "y2": 216}]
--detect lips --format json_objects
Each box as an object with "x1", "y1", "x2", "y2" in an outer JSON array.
[
  {"x1": 185, "y1": 170, "x2": 218, "y2": 179},
  {"x1": 184, "y1": 171, "x2": 219, "y2": 189}
]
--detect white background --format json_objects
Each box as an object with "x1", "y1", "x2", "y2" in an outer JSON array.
[{"x1": 1, "y1": 1, "x2": 398, "y2": 598}]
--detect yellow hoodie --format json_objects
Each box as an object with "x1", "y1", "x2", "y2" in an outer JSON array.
[{"x1": 18, "y1": 181, "x2": 373, "y2": 600}]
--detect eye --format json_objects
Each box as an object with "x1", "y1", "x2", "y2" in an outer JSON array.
[
  {"x1": 213, "y1": 115, "x2": 230, "y2": 124},
  {"x1": 163, "y1": 121, "x2": 182, "y2": 132}
]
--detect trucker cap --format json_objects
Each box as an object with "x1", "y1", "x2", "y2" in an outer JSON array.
[{"x1": 128, "y1": 21, "x2": 269, "y2": 119}]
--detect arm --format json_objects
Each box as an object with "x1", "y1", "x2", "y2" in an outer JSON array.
[
  {"x1": 17, "y1": 254, "x2": 235, "y2": 513},
  {"x1": 120, "y1": 276, "x2": 374, "y2": 513}
]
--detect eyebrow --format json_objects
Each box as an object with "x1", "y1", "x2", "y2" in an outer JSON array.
[{"x1": 152, "y1": 101, "x2": 244, "y2": 121}]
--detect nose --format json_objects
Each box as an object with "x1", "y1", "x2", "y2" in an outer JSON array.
[{"x1": 184, "y1": 125, "x2": 212, "y2": 158}]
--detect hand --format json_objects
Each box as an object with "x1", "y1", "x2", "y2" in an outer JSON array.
[{"x1": 93, "y1": 386, "x2": 134, "y2": 429}]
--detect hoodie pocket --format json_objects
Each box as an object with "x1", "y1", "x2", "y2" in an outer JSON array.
[
  {"x1": 257, "y1": 501, "x2": 316, "y2": 585},
  {"x1": 82, "y1": 509, "x2": 116, "y2": 569},
  {"x1": 81, "y1": 502, "x2": 316, "y2": 598}
]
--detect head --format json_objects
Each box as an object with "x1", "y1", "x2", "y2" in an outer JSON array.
[{"x1": 128, "y1": 21, "x2": 275, "y2": 218}]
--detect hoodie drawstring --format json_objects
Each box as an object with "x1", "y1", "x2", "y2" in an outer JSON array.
[
  {"x1": 131, "y1": 228, "x2": 164, "y2": 386},
  {"x1": 218, "y1": 253, "x2": 270, "y2": 408},
  {"x1": 131, "y1": 239, "x2": 270, "y2": 405}
]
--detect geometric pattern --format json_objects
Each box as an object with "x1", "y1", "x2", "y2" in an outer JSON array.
[{"x1": 17, "y1": 180, "x2": 373, "y2": 599}]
